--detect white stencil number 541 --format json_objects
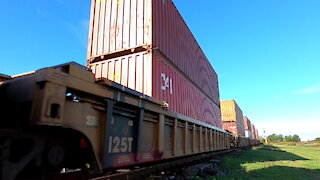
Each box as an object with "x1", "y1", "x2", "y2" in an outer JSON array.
[{"x1": 161, "y1": 73, "x2": 173, "y2": 94}]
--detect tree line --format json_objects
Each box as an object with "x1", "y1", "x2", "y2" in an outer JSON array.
[{"x1": 265, "y1": 134, "x2": 301, "y2": 142}]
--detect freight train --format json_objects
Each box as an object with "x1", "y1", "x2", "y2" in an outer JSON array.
[
  {"x1": 0, "y1": 0, "x2": 259, "y2": 179},
  {"x1": 0, "y1": 62, "x2": 259, "y2": 180}
]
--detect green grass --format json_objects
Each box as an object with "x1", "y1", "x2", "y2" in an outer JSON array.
[
  {"x1": 271, "y1": 142, "x2": 320, "y2": 147},
  {"x1": 214, "y1": 144, "x2": 320, "y2": 180}
]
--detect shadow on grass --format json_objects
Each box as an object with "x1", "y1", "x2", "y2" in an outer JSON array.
[
  {"x1": 215, "y1": 145, "x2": 320, "y2": 180},
  {"x1": 226, "y1": 145, "x2": 308, "y2": 164},
  {"x1": 245, "y1": 165, "x2": 320, "y2": 180}
]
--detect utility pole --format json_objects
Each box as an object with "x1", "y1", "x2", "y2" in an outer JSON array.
[{"x1": 263, "y1": 128, "x2": 268, "y2": 144}]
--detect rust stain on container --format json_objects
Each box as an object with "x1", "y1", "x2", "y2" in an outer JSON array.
[{"x1": 87, "y1": 0, "x2": 219, "y2": 106}]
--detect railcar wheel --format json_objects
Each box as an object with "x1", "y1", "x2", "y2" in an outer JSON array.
[
  {"x1": 42, "y1": 141, "x2": 66, "y2": 173},
  {"x1": 46, "y1": 143, "x2": 65, "y2": 167}
]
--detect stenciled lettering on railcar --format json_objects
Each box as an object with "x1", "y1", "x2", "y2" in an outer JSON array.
[
  {"x1": 161, "y1": 73, "x2": 173, "y2": 94},
  {"x1": 108, "y1": 136, "x2": 133, "y2": 153},
  {"x1": 86, "y1": 115, "x2": 100, "y2": 127}
]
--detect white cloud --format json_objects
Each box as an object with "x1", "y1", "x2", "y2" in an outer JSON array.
[{"x1": 294, "y1": 83, "x2": 320, "y2": 95}]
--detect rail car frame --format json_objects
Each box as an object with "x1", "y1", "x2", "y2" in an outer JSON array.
[{"x1": 0, "y1": 62, "x2": 235, "y2": 179}]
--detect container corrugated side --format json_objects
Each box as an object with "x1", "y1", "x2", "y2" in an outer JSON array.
[
  {"x1": 87, "y1": 0, "x2": 152, "y2": 60},
  {"x1": 87, "y1": 0, "x2": 220, "y2": 105},
  {"x1": 247, "y1": 119, "x2": 252, "y2": 131},
  {"x1": 89, "y1": 50, "x2": 222, "y2": 127},
  {"x1": 251, "y1": 124, "x2": 256, "y2": 139},
  {"x1": 152, "y1": 53, "x2": 221, "y2": 127},
  {"x1": 220, "y1": 100, "x2": 244, "y2": 128},
  {"x1": 234, "y1": 101, "x2": 244, "y2": 128},
  {"x1": 152, "y1": 0, "x2": 219, "y2": 104},
  {"x1": 222, "y1": 122, "x2": 245, "y2": 137},
  {"x1": 221, "y1": 100, "x2": 236, "y2": 121},
  {"x1": 90, "y1": 51, "x2": 153, "y2": 96},
  {"x1": 238, "y1": 123, "x2": 245, "y2": 137},
  {"x1": 243, "y1": 116, "x2": 251, "y2": 131},
  {"x1": 222, "y1": 122, "x2": 238, "y2": 136}
]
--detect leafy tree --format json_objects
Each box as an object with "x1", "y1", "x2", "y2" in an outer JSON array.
[
  {"x1": 314, "y1": 137, "x2": 320, "y2": 141},
  {"x1": 291, "y1": 134, "x2": 301, "y2": 142},
  {"x1": 265, "y1": 134, "x2": 301, "y2": 143},
  {"x1": 267, "y1": 134, "x2": 278, "y2": 142},
  {"x1": 284, "y1": 135, "x2": 292, "y2": 142},
  {"x1": 278, "y1": 134, "x2": 284, "y2": 142},
  {"x1": 267, "y1": 134, "x2": 284, "y2": 142}
]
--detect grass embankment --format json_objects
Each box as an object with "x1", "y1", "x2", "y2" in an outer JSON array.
[{"x1": 215, "y1": 144, "x2": 320, "y2": 180}]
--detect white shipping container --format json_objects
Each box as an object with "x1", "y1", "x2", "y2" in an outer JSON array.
[{"x1": 245, "y1": 130, "x2": 252, "y2": 139}]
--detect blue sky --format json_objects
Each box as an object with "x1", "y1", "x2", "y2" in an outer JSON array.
[{"x1": 1, "y1": 0, "x2": 319, "y2": 141}]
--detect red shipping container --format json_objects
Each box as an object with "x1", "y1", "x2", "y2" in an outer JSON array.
[
  {"x1": 255, "y1": 127, "x2": 259, "y2": 140},
  {"x1": 243, "y1": 116, "x2": 252, "y2": 139},
  {"x1": 243, "y1": 116, "x2": 252, "y2": 131},
  {"x1": 251, "y1": 124, "x2": 256, "y2": 139},
  {"x1": 87, "y1": 0, "x2": 219, "y2": 105},
  {"x1": 222, "y1": 122, "x2": 245, "y2": 137},
  {"x1": 90, "y1": 50, "x2": 222, "y2": 127}
]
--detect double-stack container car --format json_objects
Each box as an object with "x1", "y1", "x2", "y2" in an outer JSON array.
[
  {"x1": 220, "y1": 100, "x2": 245, "y2": 137},
  {"x1": 220, "y1": 100, "x2": 260, "y2": 146},
  {"x1": 0, "y1": 0, "x2": 260, "y2": 179},
  {"x1": 243, "y1": 116, "x2": 260, "y2": 145},
  {"x1": 0, "y1": 63, "x2": 233, "y2": 180}
]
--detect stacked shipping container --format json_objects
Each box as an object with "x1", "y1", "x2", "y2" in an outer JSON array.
[
  {"x1": 222, "y1": 122, "x2": 243, "y2": 137},
  {"x1": 220, "y1": 100, "x2": 245, "y2": 137},
  {"x1": 243, "y1": 116, "x2": 252, "y2": 139},
  {"x1": 87, "y1": 0, "x2": 221, "y2": 127},
  {"x1": 255, "y1": 127, "x2": 259, "y2": 140},
  {"x1": 251, "y1": 124, "x2": 256, "y2": 139}
]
